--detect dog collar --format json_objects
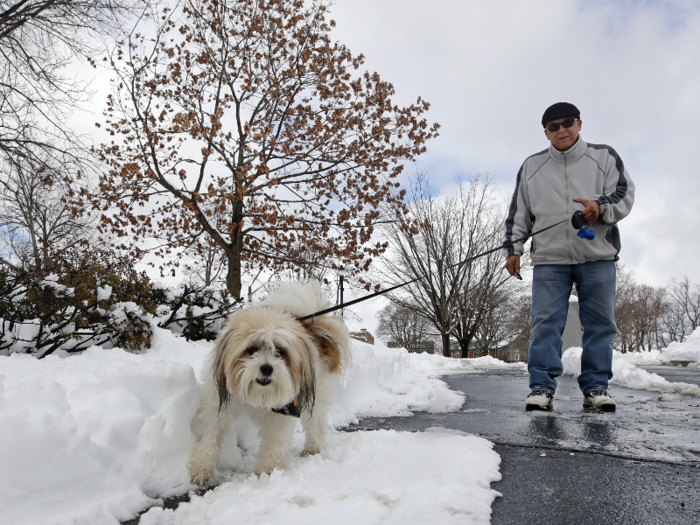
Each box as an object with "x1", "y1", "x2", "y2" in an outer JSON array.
[{"x1": 271, "y1": 397, "x2": 301, "y2": 418}]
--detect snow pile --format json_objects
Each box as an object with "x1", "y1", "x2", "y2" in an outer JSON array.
[
  {"x1": 0, "y1": 347, "x2": 200, "y2": 525},
  {"x1": 611, "y1": 328, "x2": 700, "y2": 368},
  {"x1": 139, "y1": 429, "x2": 501, "y2": 525},
  {"x1": 457, "y1": 355, "x2": 527, "y2": 371},
  {"x1": 0, "y1": 327, "x2": 503, "y2": 525},
  {"x1": 615, "y1": 349, "x2": 663, "y2": 367},
  {"x1": 658, "y1": 327, "x2": 700, "y2": 365},
  {"x1": 562, "y1": 347, "x2": 700, "y2": 396},
  {"x1": 331, "y1": 343, "x2": 466, "y2": 423},
  {"x1": 331, "y1": 345, "x2": 525, "y2": 424}
]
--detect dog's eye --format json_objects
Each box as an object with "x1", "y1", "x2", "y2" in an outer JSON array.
[
  {"x1": 275, "y1": 347, "x2": 287, "y2": 357},
  {"x1": 245, "y1": 346, "x2": 259, "y2": 355}
]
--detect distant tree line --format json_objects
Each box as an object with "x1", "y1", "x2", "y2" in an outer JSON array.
[
  {"x1": 378, "y1": 258, "x2": 700, "y2": 357},
  {"x1": 614, "y1": 269, "x2": 700, "y2": 352}
]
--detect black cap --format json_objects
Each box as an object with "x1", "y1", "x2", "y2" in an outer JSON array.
[{"x1": 542, "y1": 102, "x2": 580, "y2": 128}]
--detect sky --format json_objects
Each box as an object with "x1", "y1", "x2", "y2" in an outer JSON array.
[{"x1": 67, "y1": 0, "x2": 700, "y2": 334}]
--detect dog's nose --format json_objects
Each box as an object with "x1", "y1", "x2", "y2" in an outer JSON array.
[{"x1": 260, "y1": 364, "x2": 273, "y2": 377}]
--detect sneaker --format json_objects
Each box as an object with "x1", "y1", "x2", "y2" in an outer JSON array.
[
  {"x1": 583, "y1": 390, "x2": 616, "y2": 412},
  {"x1": 525, "y1": 390, "x2": 554, "y2": 411}
]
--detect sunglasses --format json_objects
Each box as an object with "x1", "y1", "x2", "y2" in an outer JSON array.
[{"x1": 545, "y1": 118, "x2": 578, "y2": 132}]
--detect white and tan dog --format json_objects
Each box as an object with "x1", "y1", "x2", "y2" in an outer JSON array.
[{"x1": 189, "y1": 281, "x2": 350, "y2": 483}]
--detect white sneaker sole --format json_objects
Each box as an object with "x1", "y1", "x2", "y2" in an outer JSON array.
[
  {"x1": 583, "y1": 396, "x2": 616, "y2": 412},
  {"x1": 525, "y1": 394, "x2": 553, "y2": 411}
]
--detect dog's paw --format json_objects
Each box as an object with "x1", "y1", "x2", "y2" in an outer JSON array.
[
  {"x1": 189, "y1": 454, "x2": 216, "y2": 486},
  {"x1": 255, "y1": 459, "x2": 284, "y2": 476},
  {"x1": 301, "y1": 444, "x2": 322, "y2": 457},
  {"x1": 189, "y1": 467, "x2": 212, "y2": 486}
]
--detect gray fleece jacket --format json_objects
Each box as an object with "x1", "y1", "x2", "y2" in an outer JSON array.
[{"x1": 504, "y1": 137, "x2": 635, "y2": 265}]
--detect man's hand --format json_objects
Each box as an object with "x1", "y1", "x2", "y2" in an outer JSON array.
[
  {"x1": 572, "y1": 198, "x2": 600, "y2": 223},
  {"x1": 505, "y1": 254, "x2": 520, "y2": 277}
]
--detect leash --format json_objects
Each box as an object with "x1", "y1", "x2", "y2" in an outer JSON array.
[{"x1": 297, "y1": 218, "x2": 569, "y2": 322}]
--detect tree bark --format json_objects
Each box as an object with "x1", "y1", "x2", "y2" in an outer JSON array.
[{"x1": 441, "y1": 332, "x2": 451, "y2": 357}]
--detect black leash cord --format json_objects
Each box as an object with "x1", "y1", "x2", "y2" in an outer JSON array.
[{"x1": 297, "y1": 218, "x2": 567, "y2": 321}]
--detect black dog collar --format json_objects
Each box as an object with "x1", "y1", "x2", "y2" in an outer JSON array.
[{"x1": 271, "y1": 398, "x2": 301, "y2": 418}]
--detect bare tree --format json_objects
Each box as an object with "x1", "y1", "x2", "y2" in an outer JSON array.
[
  {"x1": 613, "y1": 264, "x2": 637, "y2": 353},
  {"x1": 469, "y1": 287, "x2": 511, "y2": 357},
  {"x1": 181, "y1": 240, "x2": 226, "y2": 288},
  {"x1": 0, "y1": 0, "x2": 145, "y2": 171},
  {"x1": 0, "y1": 0, "x2": 147, "y2": 271},
  {"x1": 376, "y1": 302, "x2": 432, "y2": 352},
  {"x1": 450, "y1": 180, "x2": 523, "y2": 357},
  {"x1": 614, "y1": 266, "x2": 669, "y2": 352},
  {"x1": 661, "y1": 298, "x2": 689, "y2": 344},
  {"x1": 0, "y1": 156, "x2": 93, "y2": 272},
  {"x1": 635, "y1": 284, "x2": 668, "y2": 351},
  {"x1": 503, "y1": 293, "x2": 532, "y2": 359},
  {"x1": 668, "y1": 276, "x2": 700, "y2": 333},
  {"x1": 92, "y1": 0, "x2": 438, "y2": 299},
  {"x1": 381, "y1": 174, "x2": 513, "y2": 356}
]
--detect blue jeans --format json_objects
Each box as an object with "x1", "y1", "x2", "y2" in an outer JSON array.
[{"x1": 529, "y1": 261, "x2": 617, "y2": 395}]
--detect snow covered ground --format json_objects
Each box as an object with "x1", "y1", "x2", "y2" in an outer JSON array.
[
  {"x1": 0, "y1": 327, "x2": 504, "y2": 525},
  {"x1": 614, "y1": 327, "x2": 700, "y2": 368}
]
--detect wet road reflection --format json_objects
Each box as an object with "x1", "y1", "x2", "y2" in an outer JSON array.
[
  {"x1": 351, "y1": 369, "x2": 700, "y2": 464},
  {"x1": 528, "y1": 414, "x2": 568, "y2": 444},
  {"x1": 579, "y1": 417, "x2": 616, "y2": 446}
]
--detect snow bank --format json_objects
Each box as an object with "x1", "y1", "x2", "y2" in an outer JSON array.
[
  {"x1": 658, "y1": 327, "x2": 700, "y2": 364},
  {"x1": 0, "y1": 347, "x2": 200, "y2": 525},
  {"x1": 562, "y1": 347, "x2": 700, "y2": 396},
  {"x1": 0, "y1": 328, "x2": 505, "y2": 525},
  {"x1": 612, "y1": 328, "x2": 700, "y2": 368},
  {"x1": 331, "y1": 343, "x2": 465, "y2": 424},
  {"x1": 139, "y1": 429, "x2": 501, "y2": 525}
]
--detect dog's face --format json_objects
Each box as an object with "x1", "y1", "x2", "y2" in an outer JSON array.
[{"x1": 212, "y1": 306, "x2": 316, "y2": 412}]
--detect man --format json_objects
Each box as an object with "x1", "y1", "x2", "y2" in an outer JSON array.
[{"x1": 504, "y1": 102, "x2": 635, "y2": 412}]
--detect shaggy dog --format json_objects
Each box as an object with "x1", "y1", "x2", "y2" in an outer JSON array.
[{"x1": 188, "y1": 281, "x2": 350, "y2": 483}]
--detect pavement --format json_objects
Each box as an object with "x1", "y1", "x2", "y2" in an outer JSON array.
[{"x1": 349, "y1": 365, "x2": 700, "y2": 525}]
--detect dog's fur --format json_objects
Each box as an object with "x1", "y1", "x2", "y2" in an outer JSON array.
[{"x1": 188, "y1": 281, "x2": 350, "y2": 483}]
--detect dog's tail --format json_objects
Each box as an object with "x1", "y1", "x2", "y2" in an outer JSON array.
[{"x1": 256, "y1": 280, "x2": 330, "y2": 317}]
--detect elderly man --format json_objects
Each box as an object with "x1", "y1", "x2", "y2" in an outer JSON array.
[{"x1": 504, "y1": 102, "x2": 635, "y2": 411}]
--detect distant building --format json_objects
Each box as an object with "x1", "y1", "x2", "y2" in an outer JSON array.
[
  {"x1": 495, "y1": 346, "x2": 525, "y2": 363},
  {"x1": 562, "y1": 296, "x2": 582, "y2": 351},
  {"x1": 349, "y1": 329, "x2": 374, "y2": 345},
  {"x1": 451, "y1": 340, "x2": 498, "y2": 359}
]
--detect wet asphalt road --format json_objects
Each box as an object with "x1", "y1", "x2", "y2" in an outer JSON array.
[{"x1": 350, "y1": 366, "x2": 700, "y2": 525}]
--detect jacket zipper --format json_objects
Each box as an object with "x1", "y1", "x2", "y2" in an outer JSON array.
[{"x1": 564, "y1": 154, "x2": 572, "y2": 263}]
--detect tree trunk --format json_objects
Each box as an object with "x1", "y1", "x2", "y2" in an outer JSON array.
[
  {"x1": 225, "y1": 199, "x2": 244, "y2": 300},
  {"x1": 225, "y1": 246, "x2": 242, "y2": 300},
  {"x1": 457, "y1": 338, "x2": 469, "y2": 359},
  {"x1": 441, "y1": 333, "x2": 451, "y2": 357}
]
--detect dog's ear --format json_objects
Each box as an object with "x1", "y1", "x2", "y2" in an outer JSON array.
[
  {"x1": 297, "y1": 340, "x2": 316, "y2": 415},
  {"x1": 212, "y1": 329, "x2": 233, "y2": 411}
]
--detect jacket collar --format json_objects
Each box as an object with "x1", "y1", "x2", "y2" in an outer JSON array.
[{"x1": 549, "y1": 136, "x2": 587, "y2": 163}]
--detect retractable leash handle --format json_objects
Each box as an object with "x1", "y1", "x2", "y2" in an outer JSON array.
[{"x1": 571, "y1": 210, "x2": 595, "y2": 240}]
